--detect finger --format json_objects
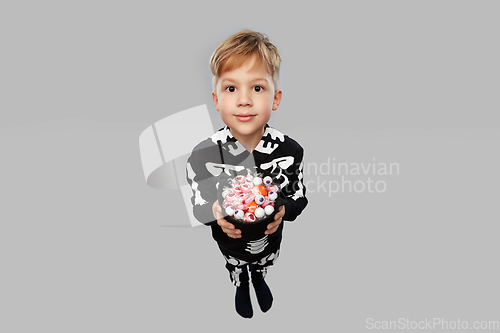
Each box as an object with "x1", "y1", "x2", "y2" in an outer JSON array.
[
  {"x1": 226, "y1": 228, "x2": 242, "y2": 238},
  {"x1": 265, "y1": 225, "x2": 277, "y2": 235},
  {"x1": 217, "y1": 218, "x2": 232, "y2": 229},
  {"x1": 265, "y1": 221, "x2": 276, "y2": 234},
  {"x1": 214, "y1": 209, "x2": 224, "y2": 220},
  {"x1": 218, "y1": 220, "x2": 241, "y2": 238}
]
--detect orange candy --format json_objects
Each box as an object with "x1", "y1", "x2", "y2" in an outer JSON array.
[
  {"x1": 247, "y1": 201, "x2": 258, "y2": 213},
  {"x1": 252, "y1": 185, "x2": 267, "y2": 196}
]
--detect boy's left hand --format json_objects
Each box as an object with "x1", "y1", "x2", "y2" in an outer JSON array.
[{"x1": 265, "y1": 205, "x2": 285, "y2": 235}]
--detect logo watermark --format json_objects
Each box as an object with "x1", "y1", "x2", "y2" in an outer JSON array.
[
  {"x1": 366, "y1": 317, "x2": 500, "y2": 330},
  {"x1": 303, "y1": 157, "x2": 400, "y2": 195}
]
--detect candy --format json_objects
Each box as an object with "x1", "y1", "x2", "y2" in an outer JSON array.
[
  {"x1": 235, "y1": 203, "x2": 248, "y2": 211},
  {"x1": 264, "y1": 205, "x2": 274, "y2": 215},
  {"x1": 268, "y1": 191, "x2": 278, "y2": 201},
  {"x1": 231, "y1": 195, "x2": 243, "y2": 204},
  {"x1": 254, "y1": 207, "x2": 265, "y2": 218},
  {"x1": 262, "y1": 201, "x2": 275, "y2": 208},
  {"x1": 240, "y1": 183, "x2": 252, "y2": 192},
  {"x1": 234, "y1": 209, "x2": 244, "y2": 220},
  {"x1": 247, "y1": 201, "x2": 258, "y2": 213},
  {"x1": 238, "y1": 192, "x2": 249, "y2": 201},
  {"x1": 244, "y1": 194, "x2": 255, "y2": 204},
  {"x1": 252, "y1": 185, "x2": 267, "y2": 196},
  {"x1": 255, "y1": 194, "x2": 265, "y2": 205},
  {"x1": 225, "y1": 206, "x2": 235, "y2": 216},
  {"x1": 235, "y1": 175, "x2": 246, "y2": 184},
  {"x1": 266, "y1": 185, "x2": 279, "y2": 193},
  {"x1": 221, "y1": 170, "x2": 280, "y2": 222},
  {"x1": 225, "y1": 192, "x2": 237, "y2": 203},
  {"x1": 222, "y1": 188, "x2": 231, "y2": 198},
  {"x1": 244, "y1": 212, "x2": 256, "y2": 223}
]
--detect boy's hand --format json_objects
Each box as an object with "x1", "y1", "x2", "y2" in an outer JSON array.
[
  {"x1": 265, "y1": 205, "x2": 285, "y2": 235},
  {"x1": 213, "y1": 201, "x2": 242, "y2": 239}
]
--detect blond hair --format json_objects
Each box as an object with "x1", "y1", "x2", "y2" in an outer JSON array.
[{"x1": 210, "y1": 29, "x2": 282, "y2": 91}]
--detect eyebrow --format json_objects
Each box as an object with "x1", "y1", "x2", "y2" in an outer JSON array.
[{"x1": 220, "y1": 78, "x2": 269, "y2": 85}]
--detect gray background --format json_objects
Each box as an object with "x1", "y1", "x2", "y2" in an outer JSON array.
[{"x1": 1, "y1": 0, "x2": 499, "y2": 332}]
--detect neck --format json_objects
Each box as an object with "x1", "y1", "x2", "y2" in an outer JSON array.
[{"x1": 230, "y1": 127, "x2": 265, "y2": 153}]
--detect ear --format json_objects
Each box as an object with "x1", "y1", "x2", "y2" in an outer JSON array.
[
  {"x1": 212, "y1": 91, "x2": 220, "y2": 111},
  {"x1": 272, "y1": 89, "x2": 282, "y2": 111}
]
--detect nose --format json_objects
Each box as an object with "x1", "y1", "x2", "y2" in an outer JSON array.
[{"x1": 237, "y1": 90, "x2": 253, "y2": 107}]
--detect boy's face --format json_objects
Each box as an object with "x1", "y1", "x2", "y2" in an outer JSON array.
[{"x1": 212, "y1": 53, "x2": 282, "y2": 145}]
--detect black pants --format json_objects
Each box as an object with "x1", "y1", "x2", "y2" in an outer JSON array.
[{"x1": 221, "y1": 248, "x2": 281, "y2": 287}]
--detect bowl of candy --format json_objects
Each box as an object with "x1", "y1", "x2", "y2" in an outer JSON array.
[{"x1": 218, "y1": 169, "x2": 285, "y2": 241}]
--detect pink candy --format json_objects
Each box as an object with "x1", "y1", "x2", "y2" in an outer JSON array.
[
  {"x1": 244, "y1": 194, "x2": 255, "y2": 204},
  {"x1": 235, "y1": 175, "x2": 246, "y2": 184},
  {"x1": 225, "y1": 192, "x2": 237, "y2": 203},
  {"x1": 238, "y1": 193, "x2": 249, "y2": 201},
  {"x1": 244, "y1": 212, "x2": 256, "y2": 223},
  {"x1": 262, "y1": 197, "x2": 275, "y2": 208},
  {"x1": 235, "y1": 203, "x2": 249, "y2": 211},
  {"x1": 266, "y1": 185, "x2": 279, "y2": 193},
  {"x1": 240, "y1": 183, "x2": 252, "y2": 193}
]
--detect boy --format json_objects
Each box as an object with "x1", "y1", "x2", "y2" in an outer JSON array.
[{"x1": 186, "y1": 30, "x2": 308, "y2": 318}]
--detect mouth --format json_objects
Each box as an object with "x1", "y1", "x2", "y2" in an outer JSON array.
[{"x1": 235, "y1": 114, "x2": 255, "y2": 122}]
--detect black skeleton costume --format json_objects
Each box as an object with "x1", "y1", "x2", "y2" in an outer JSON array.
[{"x1": 186, "y1": 124, "x2": 308, "y2": 286}]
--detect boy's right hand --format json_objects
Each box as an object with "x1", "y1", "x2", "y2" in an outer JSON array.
[{"x1": 212, "y1": 201, "x2": 242, "y2": 239}]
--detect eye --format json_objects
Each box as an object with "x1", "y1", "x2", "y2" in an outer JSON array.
[
  {"x1": 253, "y1": 85, "x2": 264, "y2": 92},
  {"x1": 225, "y1": 86, "x2": 236, "y2": 93}
]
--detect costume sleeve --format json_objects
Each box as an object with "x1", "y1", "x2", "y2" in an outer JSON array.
[
  {"x1": 185, "y1": 145, "x2": 218, "y2": 226},
  {"x1": 281, "y1": 145, "x2": 308, "y2": 222}
]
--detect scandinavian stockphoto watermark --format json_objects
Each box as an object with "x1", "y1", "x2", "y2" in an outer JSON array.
[
  {"x1": 366, "y1": 317, "x2": 500, "y2": 330},
  {"x1": 303, "y1": 157, "x2": 400, "y2": 195}
]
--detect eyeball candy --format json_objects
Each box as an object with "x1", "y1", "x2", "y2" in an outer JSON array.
[
  {"x1": 268, "y1": 191, "x2": 278, "y2": 201},
  {"x1": 255, "y1": 194, "x2": 265, "y2": 205},
  {"x1": 225, "y1": 206, "x2": 235, "y2": 216},
  {"x1": 254, "y1": 207, "x2": 265, "y2": 218},
  {"x1": 263, "y1": 176, "x2": 273, "y2": 186},
  {"x1": 253, "y1": 177, "x2": 262, "y2": 186},
  {"x1": 264, "y1": 205, "x2": 274, "y2": 215},
  {"x1": 234, "y1": 209, "x2": 244, "y2": 220}
]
